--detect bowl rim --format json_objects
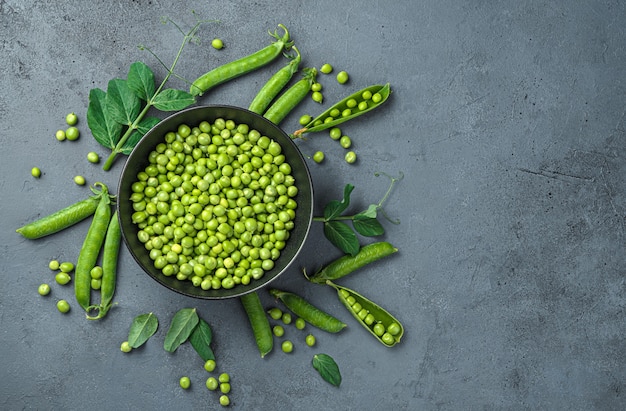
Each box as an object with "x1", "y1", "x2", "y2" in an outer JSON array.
[{"x1": 117, "y1": 104, "x2": 314, "y2": 299}]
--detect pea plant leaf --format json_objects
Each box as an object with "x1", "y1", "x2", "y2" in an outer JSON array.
[
  {"x1": 105, "y1": 78, "x2": 142, "y2": 126},
  {"x1": 323, "y1": 184, "x2": 354, "y2": 221},
  {"x1": 312, "y1": 353, "x2": 341, "y2": 387},
  {"x1": 127, "y1": 61, "x2": 156, "y2": 101},
  {"x1": 352, "y1": 215, "x2": 385, "y2": 237},
  {"x1": 127, "y1": 312, "x2": 159, "y2": 349},
  {"x1": 87, "y1": 88, "x2": 124, "y2": 149},
  {"x1": 324, "y1": 220, "x2": 360, "y2": 256},
  {"x1": 120, "y1": 116, "x2": 161, "y2": 155},
  {"x1": 189, "y1": 318, "x2": 215, "y2": 362},
  {"x1": 164, "y1": 308, "x2": 199, "y2": 353},
  {"x1": 152, "y1": 88, "x2": 196, "y2": 111},
  {"x1": 358, "y1": 204, "x2": 379, "y2": 219}
]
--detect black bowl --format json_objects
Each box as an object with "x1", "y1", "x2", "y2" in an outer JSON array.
[{"x1": 117, "y1": 105, "x2": 314, "y2": 299}]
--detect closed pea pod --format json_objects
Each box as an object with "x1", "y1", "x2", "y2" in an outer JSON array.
[
  {"x1": 306, "y1": 241, "x2": 398, "y2": 284},
  {"x1": 87, "y1": 210, "x2": 121, "y2": 320},
  {"x1": 292, "y1": 83, "x2": 391, "y2": 138},
  {"x1": 248, "y1": 46, "x2": 301, "y2": 114},
  {"x1": 240, "y1": 292, "x2": 273, "y2": 357},
  {"x1": 75, "y1": 183, "x2": 112, "y2": 311},
  {"x1": 327, "y1": 280, "x2": 403, "y2": 347},
  {"x1": 263, "y1": 68, "x2": 317, "y2": 125},
  {"x1": 269, "y1": 288, "x2": 346, "y2": 333},
  {"x1": 16, "y1": 184, "x2": 107, "y2": 239},
  {"x1": 190, "y1": 24, "x2": 293, "y2": 97}
]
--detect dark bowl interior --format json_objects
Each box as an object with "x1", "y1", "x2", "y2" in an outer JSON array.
[{"x1": 117, "y1": 105, "x2": 314, "y2": 299}]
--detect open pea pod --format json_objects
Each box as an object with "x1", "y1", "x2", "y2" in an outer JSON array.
[
  {"x1": 292, "y1": 83, "x2": 391, "y2": 137},
  {"x1": 327, "y1": 280, "x2": 403, "y2": 347}
]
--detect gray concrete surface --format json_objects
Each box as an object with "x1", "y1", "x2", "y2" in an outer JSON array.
[{"x1": 1, "y1": 1, "x2": 625, "y2": 410}]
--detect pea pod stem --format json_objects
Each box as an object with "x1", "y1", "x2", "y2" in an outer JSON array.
[
  {"x1": 86, "y1": 210, "x2": 121, "y2": 320},
  {"x1": 306, "y1": 241, "x2": 398, "y2": 284},
  {"x1": 240, "y1": 292, "x2": 273, "y2": 358},
  {"x1": 248, "y1": 46, "x2": 301, "y2": 115},
  {"x1": 75, "y1": 183, "x2": 112, "y2": 312},
  {"x1": 269, "y1": 288, "x2": 346, "y2": 333},
  {"x1": 263, "y1": 67, "x2": 317, "y2": 125},
  {"x1": 190, "y1": 24, "x2": 293, "y2": 97}
]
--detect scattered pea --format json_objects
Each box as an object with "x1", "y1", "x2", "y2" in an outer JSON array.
[
  {"x1": 87, "y1": 151, "x2": 100, "y2": 163},
  {"x1": 220, "y1": 382, "x2": 231, "y2": 394},
  {"x1": 281, "y1": 312, "x2": 292, "y2": 325},
  {"x1": 65, "y1": 112, "x2": 78, "y2": 126},
  {"x1": 38, "y1": 283, "x2": 51, "y2": 296},
  {"x1": 311, "y1": 82, "x2": 322, "y2": 92},
  {"x1": 211, "y1": 38, "x2": 224, "y2": 50},
  {"x1": 339, "y1": 135, "x2": 352, "y2": 149},
  {"x1": 219, "y1": 395, "x2": 230, "y2": 406},
  {"x1": 55, "y1": 272, "x2": 71, "y2": 285},
  {"x1": 31, "y1": 167, "x2": 41, "y2": 178},
  {"x1": 179, "y1": 376, "x2": 191, "y2": 389},
  {"x1": 305, "y1": 334, "x2": 316, "y2": 347},
  {"x1": 299, "y1": 114, "x2": 312, "y2": 126},
  {"x1": 312, "y1": 151, "x2": 325, "y2": 164},
  {"x1": 65, "y1": 126, "x2": 80, "y2": 141},
  {"x1": 120, "y1": 341, "x2": 132, "y2": 352},
  {"x1": 206, "y1": 377, "x2": 219, "y2": 391},
  {"x1": 74, "y1": 175, "x2": 86, "y2": 186},
  {"x1": 204, "y1": 359, "x2": 217, "y2": 372},
  {"x1": 91, "y1": 278, "x2": 102, "y2": 290},
  {"x1": 329, "y1": 127, "x2": 342, "y2": 140},
  {"x1": 336, "y1": 70, "x2": 349, "y2": 84},
  {"x1": 55, "y1": 129, "x2": 66, "y2": 141},
  {"x1": 59, "y1": 262, "x2": 74, "y2": 273},
  {"x1": 56, "y1": 299, "x2": 70, "y2": 313},
  {"x1": 295, "y1": 317, "x2": 306, "y2": 330},
  {"x1": 218, "y1": 373, "x2": 230, "y2": 383},
  {"x1": 281, "y1": 340, "x2": 293, "y2": 353},
  {"x1": 90, "y1": 266, "x2": 103, "y2": 279},
  {"x1": 320, "y1": 63, "x2": 333, "y2": 74},
  {"x1": 344, "y1": 151, "x2": 357, "y2": 164},
  {"x1": 311, "y1": 91, "x2": 323, "y2": 103},
  {"x1": 49, "y1": 260, "x2": 60, "y2": 271},
  {"x1": 268, "y1": 307, "x2": 283, "y2": 320},
  {"x1": 273, "y1": 325, "x2": 285, "y2": 337}
]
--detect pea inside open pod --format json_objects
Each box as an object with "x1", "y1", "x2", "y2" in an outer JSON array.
[{"x1": 118, "y1": 105, "x2": 314, "y2": 299}]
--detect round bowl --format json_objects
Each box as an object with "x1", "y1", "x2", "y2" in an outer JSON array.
[{"x1": 117, "y1": 105, "x2": 314, "y2": 299}]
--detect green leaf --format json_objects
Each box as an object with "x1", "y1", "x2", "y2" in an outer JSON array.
[
  {"x1": 324, "y1": 220, "x2": 360, "y2": 256},
  {"x1": 105, "y1": 78, "x2": 141, "y2": 126},
  {"x1": 152, "y1": 88, "x2": 196, "y2": 111},
  {"x1": 358, "y1": 204, "x2": 378, "y2": 219},
  {"x1": 189, "y1": 318, "x2": 215, "y2": 362},
  {"x1": 120, "y1": 116, "x2": 161, "y2": 155},
  {"x1": 127, "y1": 312, "x2": 159, "y2": 349},
  {"x1": 164, "y1": 308, "x2": 199, "y2": 352},
  {"x1": 127, "y1": 61, "x2": 156, "y2": 101},
  {"x1": 87, "y1": 88, "x2": 123, "y2": 149},
  {"x1": 323, "y1": 184, "x2": 354, "y2": 221},
  {"x1": 312, "y1": 353, "x2": 341, "y2": 386},
  {"x1": 352, "y1": 215, "x2": 385, "y2": 237}
]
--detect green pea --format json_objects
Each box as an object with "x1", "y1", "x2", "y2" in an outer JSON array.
[
  {"x1": 211, "y1": 38, "x2": 224, "y2": 50},
  {"x1": 38, "y1": 283, "x2": 51, "y2": 296},
  {"x1": 311, "y1": 82, "x2": 322, "y2": 92},
  {"x1": 361, "y1": 90, "x2": 373, "y2": 100},
  {"x1": 312, "y1": 91, "x2": 323, "y2": 103},
  {"x1": 295, "y1": 317, "x2": 306, "y2": 330},
  {"x1": 339, "y1": 135, "x2": 352, "y2": 149},
  {"x1": 55, "y1": 272, "x2": 71, "y2": 285},
  {"x1": 320, "y1": 63, "x2": 333, "y2": 74},
  {"x1": 344, "y1": 151, "x2": 357, "y2": 164},
  {"x1": 31, "y1": 167, "x2": 41, "y2": 178},
  {"x1": 91, "y1": 278, "x2": 102, "y2": 290},
  {"x1": 55, "y1": 129, "x2": 66, "y2": 141},
  {"x1": 268, "y1": 307, "x2": 283, "y2": 320},
  {"x1": 87, "y1": 151, "x2": 100, "y2": 163},
  {"x1": 120, "y1": 341, "x2": 132, "y2": 353},
  {"x1": 220, "y1": 382, "x2": 231, "y2": 394},
  {"x1": 218, "y1": 373, "x2": 230, "y2": 383},
  {"x1": 65, "y1": 112, "x2": 78, "y2": 126},
  {"x1": 373, "y1": 322, "x2": 385, "y2": 336},
  {"x1": 206, "y1": 377, "x2": 218, "y2": 391},
  {"x1": 282, "y1": 312, "x2": 292, "y2": 325},
  {"x1": 329, "y1": 127, "x2": 342, "y2": 140},
  {"x1": 281, "y1": 340, "x2": 293, "y2": 353},
  {"x1": 305, "y1": 334, "x2": 316, "y2": 347},
  {"x1": 204, "y1": 359, "x2": 217, "y2": 372},
  {"x1": 179, "y1": 376, "x2": 191, "y2": 389},
  {"x1": 56, "y1": 299, "x2": 70, "y2": 313},
  {"x1": 299, "y1": 114, "x2": 312, "y2": 126},
  {"x1": 59, "y1": 262, "x2": 74, "y2": 273},
  {"x1": 66, "y1": 126, "x2": 80, "y2": 141},
  {"x1": 387, "y1": 322, "x2": 401, "y2": 336},
  {"x1": 74, "y1": 175, "x2": 86, "y2": 186},
  {"x1": 381, "y1": 332, "x2": 395, "y2": 345},
  {"x1": 372, "y1": 92, "x2": 383, "y2": 103},
  {"x1": 49, "y1": 260, "x2": 60, "y2": 271},
  {"x1": 90, "y1": 265, "x2": 103, "y2": 279},
  {"x1": 273, "y1": 325, "x2": 285, "y2": 337},
  {"x1": 219, "y1": 395, "x2": 230, "y2": 406},
  {"x1": 336, "y1": 70, "x2": 349, "y2": 84}
]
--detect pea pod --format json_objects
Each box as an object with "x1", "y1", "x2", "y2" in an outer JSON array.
[
  {"x1": 269, "y1": 288, "x2": 346, "y2": 333},
  {"x1": 15, "y1": 185, "x2": 108, "y2": 239},
  {"x1": 75, "y1": 183, "x2": 112, "y2": 312},
  {"x1": 248, "y1": 46, "x2": 301, "y2": 115},
  {"x1": 190, "y1": 24, "x2": 293, "y2": 97},
  {"x1": 240, "y1": 292, "x2": 273, "y2": 358},
  {"x1": 306, "y1": 241, "x2": 398, "y2": 284},
  {"x1": 263, "y1": 67, "x2": 317, "y2": 125},
  {"x1": 86, "y1": 210, "x2": 120, "y2": 320},
  {"x1": 292, "y1": 83, "x2": 391, "y2": 137},
  {"x1": 327, "y1": 280, "x2": 403, "y2": 347}
]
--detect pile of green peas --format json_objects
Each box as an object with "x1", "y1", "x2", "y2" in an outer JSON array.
[{"x1": 129, "y1": 118, "x2": 298, "y2": 290}]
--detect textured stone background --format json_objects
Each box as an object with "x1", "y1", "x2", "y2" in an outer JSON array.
[{"x1": 1, "y1": 1, "x2": 625, "y2": 409}]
